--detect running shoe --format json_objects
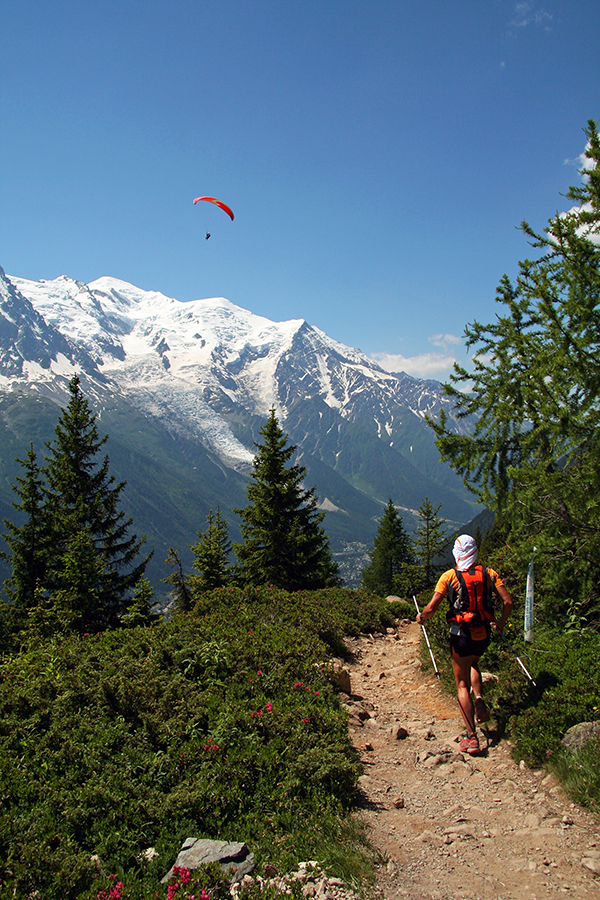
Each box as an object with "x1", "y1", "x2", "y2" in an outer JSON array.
[{"x1": 459, "y1": 733, "x2": 481, "y2": 755}]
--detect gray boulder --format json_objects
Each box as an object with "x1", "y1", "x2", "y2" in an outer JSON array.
[
  {"x1": 162, "y1": 838, "x2": 255, "y2": 884},
  {"x1": 561, "y1": 721, "x2": 600, "y2": 752}
]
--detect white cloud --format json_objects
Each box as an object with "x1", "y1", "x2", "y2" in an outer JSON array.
[
  {"x1": 558, "y1": 137, "x2": 599, "y2": 244},
  {"x1": 371, "y1": 332, "x2": 466, "y2": 380},
  {"x1": 371, "y1": 350, "x2": 457, "y2": 380},
  {"x1": 429, "y1": 333, "x2": 462, "y2": 349},
  {"x1": 508, "y1": 2, "x2": 552, "y2": 34},
  {"x1": 564, "y1": 143, "x2": 594, "y2": 172}
]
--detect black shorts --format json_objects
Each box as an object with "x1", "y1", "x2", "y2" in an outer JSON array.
[{"x1": 449, "y1": 621, "x2": 491, "y2": 659}]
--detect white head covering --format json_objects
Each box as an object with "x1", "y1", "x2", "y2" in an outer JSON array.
[{"x1": 453, "y1": 534, "x2": 478, "y2": 571}]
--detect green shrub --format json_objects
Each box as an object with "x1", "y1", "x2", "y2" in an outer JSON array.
[
  {"x1": 0, "y1": 586, "x2": 389, "y2": 898},
  {"x1": 506, "y1": 629, "x2": 600, "y2": 765},
  {"x1": 385, "y1": 598, "x2": 414, "y2": 620}
]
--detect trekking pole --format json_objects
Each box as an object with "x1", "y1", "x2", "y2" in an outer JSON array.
[
  {"x1": 413, "y1": 595, "x2": 441, "y2": 679},
  {"x1": 496, "y1": 627, "x2": 537, "y2": 688}
]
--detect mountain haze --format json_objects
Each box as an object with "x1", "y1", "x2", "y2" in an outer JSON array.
[{"x1": 0, "y1": 267, "x2": 476, "y2": 595}]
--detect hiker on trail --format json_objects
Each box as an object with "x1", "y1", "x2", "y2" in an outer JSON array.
[{"x1": 415, "y1": 534, "x2": 513, "y2": 755}]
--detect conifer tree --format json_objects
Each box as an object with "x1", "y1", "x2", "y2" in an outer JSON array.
[
  {"x1": 190, "y1": 508, "x2": 232, "y2": 591},
  {"x1": 51, "y1": 520, "x2": 107, "y2": 632},
  {"x1": 1, "y1": 444, "x2": 52, "y2": 611},
  {"x1": 430, "y1": 120, "x2": 600, "y2": 625},
  {"x1": 413, "y1": 496, "x2": 448, "y2": 587},
  {"x1": 234, "y1": 409, "x2": 341, "y2": 590},
  {"x1": 121, "y1": 575, "x2": 160, "y2": 627},
  {"x1": 43, "y1": 375, "x2": 150, "y2": 630},
  {"x1": 361, "y1": 499, "x2": 414, "y2": 596},
  {"x1": 163, "y1": 547, "x2": 193, "y2": 614}
]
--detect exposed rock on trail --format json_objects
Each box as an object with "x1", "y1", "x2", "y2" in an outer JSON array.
[{"x1": 343, "y1": 620, "x2": 600, "y2": 900}]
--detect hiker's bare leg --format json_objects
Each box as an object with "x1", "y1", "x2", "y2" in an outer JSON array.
[
  {"x1": 471, "y1": 660, "x2": 483, "y2": 699},
  {"x1": 452, "y1": 655, "x2": 477, "y2": 734}
]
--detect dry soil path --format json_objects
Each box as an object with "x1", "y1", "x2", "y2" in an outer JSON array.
[{"x1": 341, "y1": 620, "x2": 600, "y2": 900}]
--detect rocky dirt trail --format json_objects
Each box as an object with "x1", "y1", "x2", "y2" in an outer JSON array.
[{"x1": 341, "y1": 619, "x2": 600, "y2": 900}]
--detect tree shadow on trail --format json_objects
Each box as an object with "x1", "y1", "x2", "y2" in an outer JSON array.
[{"x1": 354, "y1": 788, "x2": 388, "y2": 812}]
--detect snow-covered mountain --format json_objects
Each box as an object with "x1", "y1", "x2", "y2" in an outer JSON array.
[
  {"x1": 3, "y1": 269, "x2": 467, "y2": 474},
  {"x1": 0, "y1": 266, "x2": 476, "y2": 588}
]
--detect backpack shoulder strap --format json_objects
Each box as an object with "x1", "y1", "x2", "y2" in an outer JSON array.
[{"x1": 445, "y1": 569, "x2": 463, "y2": 617}]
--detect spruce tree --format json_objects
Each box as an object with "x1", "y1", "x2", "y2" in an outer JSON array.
[
  {"x1": 1, "y1": 444, "x2": 52, "y2": 611},
  {"x1": 190, "y1": 508, "x2": 232, "y2": 591},
  {"x1": 121, "y1": 575, "x2": 160, "y2": 628},
  {"x1": 51, "y1": 519, "x2": 107, "y2": 632},
  {"x1": 361, "y1": 499, "x2": 414, "y2": 596},
  {"x1": 234, "y1": 409, "x2": 341, "y2": 590},
  {"x1": 413, "y1": 496, "x2": 448, "y2": 587},
  {"x1": 44, "y1": 375, "x2": 150, "y2": 630}
]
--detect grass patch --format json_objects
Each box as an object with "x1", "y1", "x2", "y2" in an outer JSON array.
[{"x1": 548, "y1": 737, "x2": 600, "y2": 816}]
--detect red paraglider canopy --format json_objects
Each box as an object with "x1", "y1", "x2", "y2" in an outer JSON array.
[{"x1": 193, "y1": 196, "x2": 234, "y2": 221}]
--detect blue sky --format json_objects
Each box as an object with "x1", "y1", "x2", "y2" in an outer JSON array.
[{"x1": 1, "y1": 0, "x2": 599, "y2": 379}]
